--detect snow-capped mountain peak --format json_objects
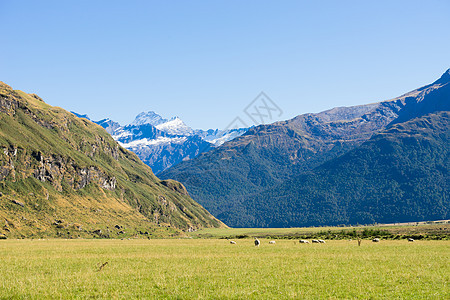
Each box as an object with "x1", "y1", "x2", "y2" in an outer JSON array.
[
  {"x1": 131, "y1": 111, "x2": 168, "y2": 127},
  {"x1": 87, "y1": 109, "x2": 249, "y2": 174},
  {"x1": 155, "y1": 116, "x2": 194, "y2": 136}
]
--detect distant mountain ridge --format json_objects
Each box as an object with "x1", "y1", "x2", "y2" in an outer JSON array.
[
  {"x1": 74, "y1": 111, "x2": 249, "y2": 174},
  {"x1": 160, "y1": 68, "x2": 450, "y2": 227}
]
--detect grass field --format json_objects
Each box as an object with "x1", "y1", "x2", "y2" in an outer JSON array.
[{"x1": 0, "y1": 239, "x2": 448, "y2": 299}]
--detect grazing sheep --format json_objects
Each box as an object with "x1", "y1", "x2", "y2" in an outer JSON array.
[
  {"x1": 299, "y1": 240, "x2": 309, "y2": 244},
  {"x1": 269, "y1": 241, "x2": 276, "y2": 244},
  {"x1": 318, "y1": 239, "x2": 326, "y2": 243},
  {"x1": 227, "y1": 239, "x2": 236, "y2": 244},
  {"x1": 254, "y1": 238, "x2": 260, "y2": 247},
  {"x1": 372, "y1": 238, "x2": 380, "y2": 242},
  {"x1": 408, "y1": 238, "x2": 414, "y2": 242},
  {"x1": 312, "y1": 239, "x2": 320, "y2": 243}
]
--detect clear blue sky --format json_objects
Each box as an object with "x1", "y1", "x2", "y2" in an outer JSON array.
[{"x1": 1, "y1": 0, "x2": 449, "y2": 129}]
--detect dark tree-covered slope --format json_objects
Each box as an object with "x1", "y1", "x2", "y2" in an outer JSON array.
[{"x1": 242, "y1": 111, "x2": 449, "y2": 227}]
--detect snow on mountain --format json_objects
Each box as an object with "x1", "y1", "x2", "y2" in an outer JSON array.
[
  {"x1": 88, "y1": 110, "x2": 248, "y2": 173},
  {"x1": 155, "y1": 117, "x2": 194, "y2": 136},
  {"x1": 119, "y1": 136, "x2": 188, "y2": 149},
  {"x1": 130, "y1": 111, "x2": 195, "y2": 136},
  {"x1": 200, "y1": 128, "x2": 248, "y2": 146},
  {"x1": 111, "y1": 128, "x2": 133, "y2": 140},
  {"x1": 131, "y1": 111, "x2": 168, "y2": 126}
]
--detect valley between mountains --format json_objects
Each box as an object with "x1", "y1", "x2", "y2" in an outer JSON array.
[{"x1": 0, "y1": 69, "x2": 448, "y2": 237}]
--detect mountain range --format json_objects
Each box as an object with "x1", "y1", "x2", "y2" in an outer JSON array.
[
  {"x1": 160, "y1": 69, "x2": 450, "y2": 227},
  {"x1": 2, "y1": 68, "x2": 447, "y2": 234},
  {"x1": 0, "y1": 82, "x2": 224, "y2": 238},
  {"x1": 72, "y1": 112, "x2": 248, "y2": 174}
]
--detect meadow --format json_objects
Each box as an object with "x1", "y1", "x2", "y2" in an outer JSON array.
[{"x1": 0, "y1": 238, "x2": 448, "y2": 299}]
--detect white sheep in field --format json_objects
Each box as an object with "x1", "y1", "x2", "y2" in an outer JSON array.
[
  {"x1": 299, "y1": 240, "x2": 309, "y2": 244},
  {"x1": 318, "y1": 239, "x2": 326, "y2": 244},
  {"x1": 312, "y1": 239, "x2": 320, "y2": 243},
  {"x1": 269, "y1": 241, "x2": 276, "y2": 244},
  {"x1": 372, "y1": 238, "x2": 380, "y2": 243},
  {"x1": 227, "y1": 239, "x2": 236, "y2": 244},
  {"x1": 254, "y1": 238, "x2": 260, "y2": 247},
  {"x1": 408, "y1": 238, "x2": 414, "y2": 242}
]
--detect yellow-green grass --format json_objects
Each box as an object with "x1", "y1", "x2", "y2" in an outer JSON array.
[{"x1": 0, "y1": 239, "x2": 448, "y2": 299}]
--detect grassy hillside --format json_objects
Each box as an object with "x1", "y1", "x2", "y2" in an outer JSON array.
[{"x1": 0, "y1": 82, "x2": 224, "y2": 238}]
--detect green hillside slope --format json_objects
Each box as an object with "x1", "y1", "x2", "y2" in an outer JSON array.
[{"x1": 0, "y1": 82, "x2": 224, "y2": 238}]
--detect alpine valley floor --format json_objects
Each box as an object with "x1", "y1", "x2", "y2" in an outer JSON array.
[{"x1": 0, "y1": 238, "x2": 448, "y2": 299}]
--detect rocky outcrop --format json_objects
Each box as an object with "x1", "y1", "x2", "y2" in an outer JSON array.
[
  {"x1": 0, "y1": 82, "x2": 19, "y2": 115},
  {"x1": 1, "y1": 146, "x2": 117, "y2": 192},
  {"x1": 160, "y1": 179, "x2": 189, "y2": 196}
]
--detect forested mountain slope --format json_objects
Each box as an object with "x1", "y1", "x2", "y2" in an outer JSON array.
[{"x1": 236, "y1": 111, "x2": 449, "y2": 227}]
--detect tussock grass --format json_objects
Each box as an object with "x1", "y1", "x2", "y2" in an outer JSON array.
[{"x1": 0, "y1": 239, "x2": 448, "y2": 298}]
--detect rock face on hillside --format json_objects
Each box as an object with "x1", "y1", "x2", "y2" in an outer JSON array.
[
  {"x1": 160, "y1": 69, "x2": 450, "y2": 227},
  {"x1": 0, "y1": 82, "x2": 224, "y2": 238}
]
